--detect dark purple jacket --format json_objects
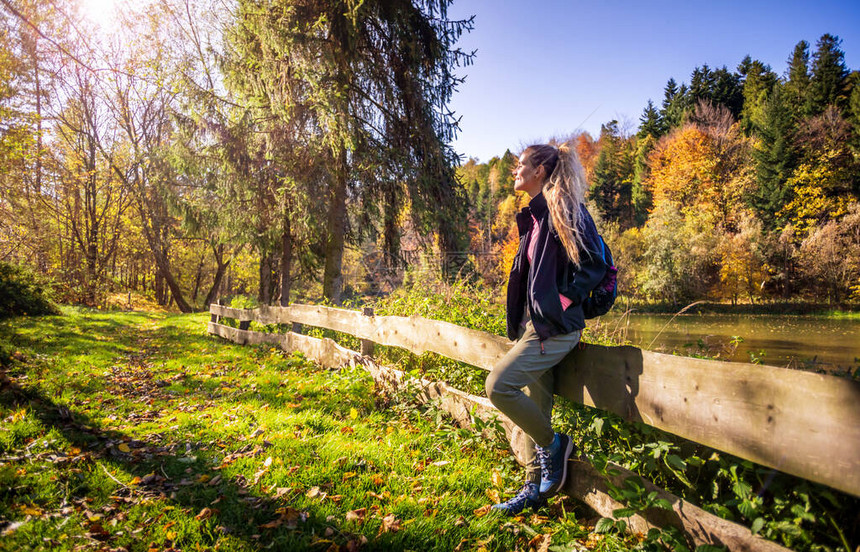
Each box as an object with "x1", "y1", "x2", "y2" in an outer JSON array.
[{"x1": 506, "y1": 192, "x2": 607, "y2": 341}]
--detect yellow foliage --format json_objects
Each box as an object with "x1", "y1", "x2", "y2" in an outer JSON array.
[
  {"x1": 780, "y1": 150, "x2": 853, "y2": 238},
  {"x1": 645, "y1": 124, "x2": 753, "y2": 228}
]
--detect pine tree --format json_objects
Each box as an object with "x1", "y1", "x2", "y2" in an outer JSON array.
[
  {"x1": 661, "y1": 78, "x2": 688, "y2": 130},
  {"x1": 750, "y1": 84, "x2": 796, "y2": 231},
  {"x1": 808, "y1": 33, "x2": 849, "y2": 116},
  {"x1": 689, "y1": 65, "x2": 743, "y2": 119},
  {"x1": 589, "y1": 121, "x2": 635, "y2": 228},
  {"x1": 739, "y1": 58, "x2": 777, "y2": 134},
  {"x1": 784, "y1": 40, "x2": 811, "y2": 121},
  {"x1": 638, "y1": 99, "x2": 664, "y2": 139},
  {"x1": 631, "y1": 133, "x2": 656, "y2": 226},
  {"x1": 225, "y1": 0, "x2": 473, "y2": 301}
]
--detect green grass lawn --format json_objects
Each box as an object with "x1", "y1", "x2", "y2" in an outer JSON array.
[{"x1": 0, "y1": 309, "x2": 635, "y2": 552}]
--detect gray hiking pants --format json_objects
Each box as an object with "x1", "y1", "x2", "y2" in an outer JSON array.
[{"x1": 485, "y1": 320, "x2": 581, "y2": 483}]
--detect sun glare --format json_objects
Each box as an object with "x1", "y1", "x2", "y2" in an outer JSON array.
[{"x1": 80, "y1": 0, "x2": 121, "y2": 31}]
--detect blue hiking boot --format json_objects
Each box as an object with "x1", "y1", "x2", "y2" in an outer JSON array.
[
  {"x1": 536, "y1": 433, "x2": 574, "y2": 498},
  {"x1": 491, "y1": 481, "x2": 545, "y2": 516}
]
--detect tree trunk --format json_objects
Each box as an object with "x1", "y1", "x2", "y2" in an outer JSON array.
[
  {"x1": 323, "y1": 149, "x2": 348, "y2": 304},
  {"x1": 259, "y1": 251, "x2": 274, "y2": 305},
  {"x1": 279, "y1": 213, "x2": 293, "y2": 307},
  {"x1": 203, "y1": 244, "x2": 230, "y2": 308},
  {"x1": 138, "y1": 213, "x2": 193, "y2": 312}
]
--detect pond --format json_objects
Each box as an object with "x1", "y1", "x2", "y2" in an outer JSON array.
[{"x1": 592, "y1": 313, "x2": 860, "y2": 372}]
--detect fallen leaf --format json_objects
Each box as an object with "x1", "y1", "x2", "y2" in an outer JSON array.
[
  {"x1": 306, "y1": 486, "x2": 323, "y2": 499},
  {"x1": 528, "y1": 533, "x2": 552, "y2": 552},
  {"x1": 273, "y1": 487, "x2": 292, "y2": 498},
  {"x1": 485, "y1": 488, "x2": 500, "y2": 504},
  {"x1": 258, "y1": 518, "x2": 282, "y2": 529},
  {"x1": 263, "y1": 456, "x2": 273, "y2": 467},
  {"x1": 117, "y1": 443, "x2": 131, "y2": 453},
  {"x1": 431, "y1": 460, "x2": 450, "y2": 467},
  {"x1": 129, "y1": 476, "x2": 142, "y2": 486},
  {"x1": 195, "y1": 507, "x2": 215, "y2": 521},
  {"x1": 342, "y1": 471, "x2": 356, "y2": 481},
  {"x1": 379, "y1": 513, "x2": 400, "y2": 534},
  {"x1": 349, "y1": 407, "x2": 358, "y2": 419},
  {"x1": 371, "y1": 475, "x2": 385, "y2": 486},
  {"x1": 345, "y1": 508, "x2": 366, "y2": 522},
  {"x1": 491, "y1": 469, "x2": 504, "y2": 488},
  {"x1": 473, "y1": 505, "x2": 491, "y2": 517}
]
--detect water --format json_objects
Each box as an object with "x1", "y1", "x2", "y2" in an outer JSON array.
[{"x1": 593, "y1": 313, "x2": 860, "y2": 372}]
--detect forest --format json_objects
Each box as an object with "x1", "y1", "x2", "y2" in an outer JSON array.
[
  {"x1": 459, "y1": 36, "x2": 860, "y2": 308},
  {"x1": 1, "y1": 0, "x2": 859, "y2": 311}
]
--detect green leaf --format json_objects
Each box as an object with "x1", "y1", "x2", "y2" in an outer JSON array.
[
  {"x1": 612, "y1": 507, "x2": 636, "y2": 519},
  {"x1": 594, "y1": 517, "x2": 615, "y2": 534},
  {"x1": 738, "y1": 499, "x2": 757, "y2": 519},
  {"x1": 751, "y1": 517, "x2": 765, "y2": 535},
  {"x1": 653, "y1": 498, "x2": 673, "y2": 511},
  {"x1": 666, "y1": 454, "x2": 687, "y2": 471},
  {"x1": 732, "y1": 480, "x2": 752, "y2": 499},
  {"x1": 695, "y1": 546, "x2": 727, "y2": 552}
]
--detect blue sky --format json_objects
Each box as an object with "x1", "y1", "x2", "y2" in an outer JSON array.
[{"x1": 445, "y1": 0, "x2": 860, "y2": 161}]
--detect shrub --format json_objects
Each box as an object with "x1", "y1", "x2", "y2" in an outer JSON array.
[{"x1": 0, "y1": 262, "x2": 60, "y2": 319}]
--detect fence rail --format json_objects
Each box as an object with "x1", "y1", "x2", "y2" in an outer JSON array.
[
  {"x1": 208, "y1": 303, "x2": 860, "y2": 551},
  {"x1": 210, "y1": 303, "x2": 860, "y2": 499}
]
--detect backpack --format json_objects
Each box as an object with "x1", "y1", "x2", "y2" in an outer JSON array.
[{"x1": 582, "y1": 236, "x2": 618, "y2": 319}]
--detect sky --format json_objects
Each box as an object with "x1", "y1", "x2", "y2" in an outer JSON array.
[{"x1": 445, "y1": 0, "x2": 860, "y2": 162}]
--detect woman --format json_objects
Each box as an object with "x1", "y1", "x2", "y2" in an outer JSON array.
[{"x1": 487, "y1": 142, "x2": 606, "y2": 515}]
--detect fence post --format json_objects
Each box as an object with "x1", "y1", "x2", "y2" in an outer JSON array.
[
  {"x1": 360, "y1": 307, "x2": 375, "y2": 357},
  {"x1": 210, "y1": 300, "x2": 220, "y2": 324}
]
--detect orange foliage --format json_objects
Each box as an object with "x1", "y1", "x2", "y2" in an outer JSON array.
[
  {"x1": 645, "y1": 123, "x2": 752, "y2": 228},
  {"x1": 574, "y1": 133, "x2": 599, "y2": 182}
]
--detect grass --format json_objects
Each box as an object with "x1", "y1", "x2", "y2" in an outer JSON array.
[{"x1": 0, "y1": 308, "x2": 637, "y2": 551}]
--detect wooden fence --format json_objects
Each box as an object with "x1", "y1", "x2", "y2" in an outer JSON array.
[{"x1": 208, "y1": 303, "x2": 860, "y2": 552}]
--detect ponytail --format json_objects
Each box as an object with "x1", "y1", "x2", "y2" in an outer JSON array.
[{"x1": 523, "y1": 142, "x2": 589, "y2": 266}]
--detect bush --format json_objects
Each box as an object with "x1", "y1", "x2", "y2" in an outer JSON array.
[{"x1": 0, "y1": 262, "x2": 60, "y2": 319}]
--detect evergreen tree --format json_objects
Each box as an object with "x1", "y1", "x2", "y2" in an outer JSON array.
[
  {"x1": 739, "y1": 58, "x2": 777, "y2": 134},
  {"x1": 589, "y1": 121, "x2": 634, "y2": 228},
  {"x1": 637, "y1": 99, "x2": 664, "y2": 139},
  {"x1": 784, "y1": 40, "x2": 811, "y2": 121},
  {"x1": 631, "y1": 133, "x2": 656, "y2": 226},
  {"x1": 808, "y1": 33, "x2": 849, "y2": 115},
  {"x1": 848, "y1": 72, "x2": 860, "y2": 153},
  {"x1": 689, "y1": 64, "x2": 743, "y2": 119},
  {"x1": 750, "y1": 84, "x2": 796, "y2": 231},
  {"x1": 710, "y1": 66, "x2": 744, "y2": 118},
  {"x1": 225, "y1": 0, "x2": 473, "y2": 301},
  {"x1": 661, "y1": 78, "x2": 688, "y2": 129}
]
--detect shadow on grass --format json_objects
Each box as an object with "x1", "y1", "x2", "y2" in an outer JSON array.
[{"x1": 0, "y1": 375, "x2": 397, "y2": 550}]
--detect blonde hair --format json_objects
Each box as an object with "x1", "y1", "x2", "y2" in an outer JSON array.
[{"x1": 523, "y1": 142, "x2": 589, "y2": 266}]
